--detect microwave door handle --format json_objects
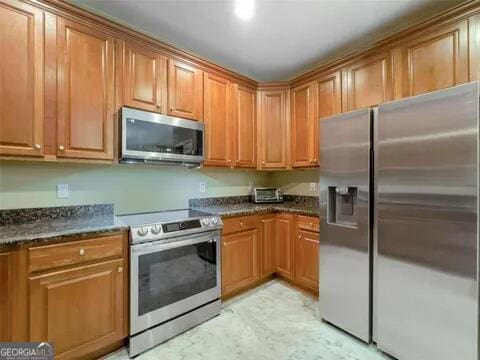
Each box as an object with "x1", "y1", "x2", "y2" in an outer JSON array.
[{"x1": 132, "y1": 234, "x2": 217, "y2": 254}]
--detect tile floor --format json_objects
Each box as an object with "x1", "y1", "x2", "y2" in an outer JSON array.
[{"x1": 107, "y1": 280, "x2": 392, "y2": 360}]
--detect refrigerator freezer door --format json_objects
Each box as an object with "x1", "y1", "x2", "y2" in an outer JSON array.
[
  {"x1": 375, "y1": 82, "x2": 479, "y2": 360},
  {"x1": 319, "y1": 108, "x2": 372, "y2": 343}
]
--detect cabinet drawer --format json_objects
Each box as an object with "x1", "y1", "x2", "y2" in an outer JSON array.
[
  {"x1": 296, "y1": 215, "x2": 319, "y2": 233},
  {"x1": 28, "y1": 234, "x2": 124, "y2": 273},
  {"x1": 222, "y1": 215, "x2": 258, "y2": 235}
]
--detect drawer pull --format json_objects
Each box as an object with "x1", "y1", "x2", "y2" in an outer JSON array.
[
  {"x1": 117, "y1": 266, "x2": 123, "y2": 273},
  {"x1": 79, "y1": 249, "x2": 85, "y2": 256}
]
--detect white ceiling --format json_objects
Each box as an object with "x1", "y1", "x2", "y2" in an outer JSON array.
[{"x1": 74, "y1": 0, "x2": 462, "y2": 82}]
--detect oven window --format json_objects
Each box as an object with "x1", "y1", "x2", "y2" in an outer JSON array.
[
  {"x1": 138, "y1": 241, "x2": 217, "y2": 316},
  {"x1": 125, "y1": 118, "x2": 203, "y2": 156}
]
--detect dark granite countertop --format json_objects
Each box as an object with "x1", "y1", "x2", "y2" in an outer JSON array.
[
  {"x1": 0, "y1": 204, "x2": 128, "y2": 248},
  {"x1": 190, "y1": 195, "x2": 319, "y2": 218}
]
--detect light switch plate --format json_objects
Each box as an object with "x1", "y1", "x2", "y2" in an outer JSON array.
[
  {"x1": 199, "y1": 182, "x2": 206, "y2": 193},
  {"x1": 57, "y1": 183, "x2": 69, "y2": 198}
]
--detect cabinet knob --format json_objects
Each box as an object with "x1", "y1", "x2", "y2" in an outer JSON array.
[
  {"x1": 262, "y1": 161, "x2": 265, "y2": 165},
  {"x1": 79, "y1": 249, "x2": 85, "y2": 256},
  {"x1": 117, "y1": 266, "x2": 123, "y2": 273},
  {"x1": 240, "y1": 221, "x2": 244, "y2": 226},
  {"x1": 223, "y1": 242, "x2": 227, "y2": 246},
  {"x1": 169, "y1": 107, "x2": 174, "y2": 112},
  {"x1": 313, "y1": 158, "x2": 318, "y2": 163},
  {"x1": 156, "y1": 104, "x2": 162, "y2": 111},
  {"x1": 236, "y1": 160, "x2": 239, "y2": 163},
  {"x1": 298, "y1": 235, "x2": 302, "y2": 239},
  {"x1": 309, "y1": 222, "x2": 313, "y2": 227},
  {"x1": 58, "y1": 145, "x2": 65, "y2": 151},
  {"x1": 228, "y1": 159, "x2": 232, "y2": 163},
  {"x1": 34, "y1": 144, "x2": 41, "y2": 150}
]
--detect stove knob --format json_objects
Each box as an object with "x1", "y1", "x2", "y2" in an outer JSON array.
[
  {"x1": 137, "y1": 227, "x2": 149, "y2": 237},
  {"x1": 211, "y1": 217, "x2": 218, "y2": 225},
  {"x1": 201, "y1": 218, "x2": 210, "y2": 226},
  {"x1": 151, "y1": 225, "x2": 162, "y2": 234}
]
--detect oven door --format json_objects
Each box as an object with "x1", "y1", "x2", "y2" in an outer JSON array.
[{"x1": 130, "y1": 231, "x2": 221, "y2": 335}]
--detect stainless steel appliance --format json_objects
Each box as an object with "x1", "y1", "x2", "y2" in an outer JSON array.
[
  {"x1": 120, "y1": 107, "x2": 204, "y2": 167},
  {"x1": 117, "y1": 209, "x2": 223, "y2": 357},
  {"x1": 319, "y1": 82, "x2": 479, "y2": 360},
  {"x1": 251, "y1": 187, "x2": 284, "y2": 203}
]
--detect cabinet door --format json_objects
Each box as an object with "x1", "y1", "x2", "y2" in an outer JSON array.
[
  {"x1": 317, "y1": 70, "x2": 342, "y2": 119},
  {"x1": 393, "y1": 19, "x2": 469, "y2": 99},
  {"x1": 258, "y1": 89, "x2": 289, "y2": 169},
  {"x1": 234, "y1": 84, "x2": 256, "y2": 168},
  {"x1": 295, "y1": 229, "x2": 319, "y2": 291},
  {"x1": 471, "y1": 14, "x2": 480, "y2": 82},
  {"x1": 168, "y1": 60, "x2": 203, "y2": 120},
  {"x1": 346, "y1": 51, "x2": 393, "y2": 111},
  {"x1": 56, "y1": 18, "x2": 115, "y2": 160},
  {"x1": 0, "y1": 252, "x2": 12, "y2": 341},
  {"x1": 29, "y1": 259, "x2": 125, "y2": 360},
  {"x1": 0, "y1": 0, "x2": 44, "y2": 157},
  {"x1": 275, "y1": 213, "x2": 295, "y2": 280},
  {"x1": 291, "y1": 82, "x2": 316, "y2": 168},
  {"x1": 259, "y1": 215, "x2": 276, "y2": 278},
  {"x1": 123, "y1": 42, "x2": 167, "y2": 113},
  {"x1": 203, "y1": 73, "x2": 233, "y2": 167},
  {"x1": 222, "y1": 229, "x2": 258, "y2": 297}
]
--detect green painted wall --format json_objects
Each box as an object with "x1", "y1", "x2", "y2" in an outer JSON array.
[
  {"x1": 0, "y1": 162, "x2": 318, "y2": 214},
  {"x1": 0, "y1": 161, "x2": 270, "y2": 214}
]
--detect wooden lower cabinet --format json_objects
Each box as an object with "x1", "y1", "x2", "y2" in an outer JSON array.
[
  {"x1": 29, "y1": 259, "x2": 125, "y2": 359},
  {"x1": 294, "y1": 229, "x2": 319, "y2": 291},
  {"x1": 5, "y1": 232, "x2": 128, "y2": 359},
  {"x1": 221, "y1": 213, "x2": 319, "y2": 298},
  {"x1": 275, "y1": 213, "x2": 295, "y2": 280},
  {"x1": 0, "y1": 251, "x2": 12, "y2": 341},
  {"x1": 259, "y1": 214, "x2": 276, "y2": 278},
  {"x1": 222, "y1": 228, "x2": 258, "y2": 297}
]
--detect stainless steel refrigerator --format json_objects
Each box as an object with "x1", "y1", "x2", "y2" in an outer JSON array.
[{"x1": 319, "y1": 82, "x2": 479, "y2": 360}]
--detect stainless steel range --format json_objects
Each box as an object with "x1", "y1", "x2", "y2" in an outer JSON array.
[{"x1": 117, "y1": 209, "x2": 223, "y2": 357}]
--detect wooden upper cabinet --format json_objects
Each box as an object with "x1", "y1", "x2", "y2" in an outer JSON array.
[
  {"x1": 393, "y1": 19, "x2": 469, "y2": 99},
  {"x1": 29, "y1": 259, "x2": 125, "y2": 359},
  {"x1": 346, "y1": 51, "x2": 393, "y2": 111},
  {"x1": 234, "y1": 84, "x2": 257, "y2": 168},
  {"x1": 317, "y1": 70, "x2": 342, "y2": 119},
  {"x1": 123, "y1": 42, "x2": 167, "y2": 113},
  {"x1": 257, "y1": 89, "x2": 289, "y2": 170},
  {"x1": 56, "y1": 18, "x2": 115, "y2": 160},
  {"x1": 259, "y1": 215, "x2": 276, "y2": 278},
  {"x1": 0, "y1": 0, "x2": 44, "y2": 157},
  {"x1": 203, "y1": 73, "x2": 233, "y2": 167},
  {"x1": 471, "y1": 14, "x2": 480, "y2": 82},
  {"x1": 168, "y1": 60, "x2": 203, "y2": 120},
  {"x1": 291, "y1": 82, "x2": 317, "y2": 168},
  {"x1": 275, "y1": 213, "x2": 295, "y2": 280}
]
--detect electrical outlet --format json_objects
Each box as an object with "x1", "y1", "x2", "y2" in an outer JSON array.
[
  {"x1": 199, "y1": 182, "x2": 206, "y2": 193},
  {"x1": 248, "y1": 181, "x2": 254, "y2": 192},
  {"x1": 57, "y1": 183, "x2": 69, "y2": 198},
  {"x1": 310, "y1": 182, "x2": 316, "y2": 192}
]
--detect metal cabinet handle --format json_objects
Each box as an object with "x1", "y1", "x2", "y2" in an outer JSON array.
[
  {"x1": 79, "y1": 249, "x2": 85, "y2": 256},
  {"x1": 34, "y1": 144, "x2": 41, "y2": 150},
  {"x1": 118, "y1": 266, "x2": 123, "y2": 273},
  {"x1": 58, "y1": 145, "x2": 65, "y2": 151}
]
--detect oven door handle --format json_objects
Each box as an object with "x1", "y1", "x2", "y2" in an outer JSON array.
[{"x1": 131, "y1": 234, "x2": 217, "y2": 254}]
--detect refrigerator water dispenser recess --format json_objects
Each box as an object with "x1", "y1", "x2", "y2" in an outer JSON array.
[{"x1": 328, "y1": 186, "x2": 358, "y2": 227}]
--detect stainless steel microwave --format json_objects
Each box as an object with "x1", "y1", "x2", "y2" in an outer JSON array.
[{"x1": 120, "y1": 107, "x2": 204, "y2": 167}]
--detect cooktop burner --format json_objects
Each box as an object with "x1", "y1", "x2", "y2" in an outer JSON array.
[{"x1": 117, "y1": 208, "x2": 222, "y2": 244}]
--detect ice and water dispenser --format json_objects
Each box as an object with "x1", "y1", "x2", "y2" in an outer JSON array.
[{"x1": 328, "y1": 186, "x2": 358, "y2": 227}]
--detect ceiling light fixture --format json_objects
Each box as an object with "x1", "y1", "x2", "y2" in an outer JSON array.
[{"x1": 235, "y1": 0, "x2": 255, "y2": 21}]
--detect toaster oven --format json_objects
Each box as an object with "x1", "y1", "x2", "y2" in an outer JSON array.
[{"x1": 251, "y1": 187, "x2": 284, "y2": 203}]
